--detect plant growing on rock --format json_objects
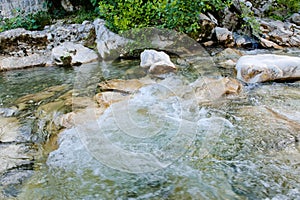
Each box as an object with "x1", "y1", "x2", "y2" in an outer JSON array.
[
  {"x1": 0, "y1": 9, "x2": 51, "y2": 32},
  {"x1": 0, "y1": 0, "x2": 99, "y2": 32},
  {"x1": 238, "y1": 1, "x2": 261, "y2": 38}
]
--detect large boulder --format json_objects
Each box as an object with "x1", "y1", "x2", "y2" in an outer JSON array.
[
  {"x1": 236, "y1": 54, "x2": 300, "y2": 83},
  {"x1": 140, "y1": 50, "x2": 177, "y2": 75},
  {"x1": 93, "y1": 19, "x2": 209, "y2": 60},
  {"x1": 51, "y1": 42, "x2": 98, "y2": 66},
  {"x1": 93, "y1": 19, "x2": 130, "y2": 60},
  {"x1": 0, "y1": 20, "x2": 97, "y2": 71}
]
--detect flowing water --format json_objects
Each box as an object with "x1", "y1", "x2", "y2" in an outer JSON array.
[{"x1": 0, "y1": 51, "x2": 300, "y2": 199}]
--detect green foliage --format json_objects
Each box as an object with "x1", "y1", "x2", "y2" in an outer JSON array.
[
  {"x1": 0, "y1": 0, "x2": 99, "y2": 32},
  {"x1": 0, "y1": 9, "x2": 51, "y2": 32},
  {"x1": 98, "y1": 0, "x2": 161, "y2": 33},
  {"x1": 97, "y1": 0, "x2": 231, "y2": 37},
  {"x1": 67, "y1": 9, "x2": 99, "y2": 24},
  {"x1": 239, "y1": 2, "x2": 261, "y2": 37},
  {"x1": 266, "y1": 0, "x2": 300, "y2": 20}
]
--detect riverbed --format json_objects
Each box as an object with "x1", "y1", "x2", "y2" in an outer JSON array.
[{"x1": 0, "y1": 48, "x2": 300, "y2": 199}]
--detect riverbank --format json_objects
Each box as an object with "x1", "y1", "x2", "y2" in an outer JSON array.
[{"x1": 1, "y1": 15, "x2": 300, "y2": 70}]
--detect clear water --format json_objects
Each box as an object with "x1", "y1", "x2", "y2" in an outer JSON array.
[
  {"x1": 1, "y1": 55, "x2": 300, "y2": 199},
  {"x1": 0, "y1": 67, "x2": 74, "y2": 107}
]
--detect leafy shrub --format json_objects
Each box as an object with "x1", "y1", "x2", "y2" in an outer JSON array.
[
  {"x1": 98, "y1": 0, "x2": 162, "y2": 32},
  {"x1": 266, "y1": 0, "x2": 300, "y2": 20},
  {"x1": 239, "y1": 1, "x2": 261, "y2": 37},
  {"x1": 0, "y1": 0, "x2": 98, "y2": 32},
  {"x1": 0, "y1": 9, "x2": 51, "y2": 32},
  {"x1": 66, "y1": 9, "x2": 99, "y2": 24},
  {"x1": 97, "y1": 0, "x2": 232, "y2": 37}
]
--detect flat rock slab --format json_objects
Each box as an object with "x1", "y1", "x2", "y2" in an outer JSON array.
[
  {"x1": 236, "y1": 54, "x2": 300, "y2": 83},
  {"x1": 0, "y1": 54, "x2": 49, "y2": 71}
]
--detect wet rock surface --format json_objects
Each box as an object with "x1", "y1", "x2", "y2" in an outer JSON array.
[
  {"x1": 191, "y1": 77, "x2": 243, "y2": 104},
  {"x1": 236, "y1": 54, "x2": 300, "y2": 83},
  {"x1": 0, "y1": 116, "x2": 35, "y2": 199},
  {"x1": 0, "y1": 81, "x2": 74, "y2": 198},
  {"x1": 0, "y1": 54, "x2": 299, "y2": 199},
  {"x1": 15, "y1": 61, "x2": 300, "y2": 199},
  {"x1": 214, "y1": 48, "x2": 244, "y2": 68}
]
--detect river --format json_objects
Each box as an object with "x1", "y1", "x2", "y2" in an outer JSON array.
[{"x1": 0, "y1": 49, "x2": 299, "y2": 199}]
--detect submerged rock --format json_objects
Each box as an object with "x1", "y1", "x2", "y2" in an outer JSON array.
[
  {"x1": 191, "y1": 77, "x2": 243, "y2": 104},
  {"x1": 236, "y1": 54, "x2": 300, "y2": 83},
  {"x1": 140, "y1": 50, "x2": 177, "y2": 75},
  {"x1": 0, "y1": 107, "x2": 18, "y2": 117},
  {"x1": 0, "y1": 117, "x2": 21, "y2": 143},
  {"x1": 98, "y1": 78, "x2": 153, "y2": 93},
  {"x1": 215, "y1": 48, "x2": 243, "y2": 68},
  {"x1": 95, "y1": 78, "x2": 155, "y2": 109},
  {"x1": 51, "y1": 42, "x2": 98, "y2": 66},
  {"x1": 237, "y1": 105, "x2": 300, "y2": 151}
]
